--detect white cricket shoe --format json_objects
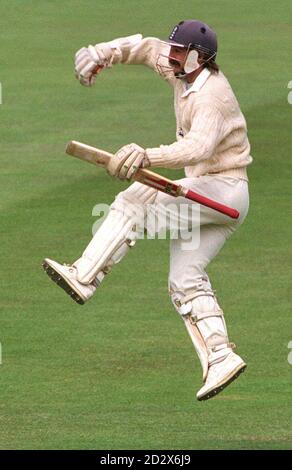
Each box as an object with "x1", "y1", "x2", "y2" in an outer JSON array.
[
  {"x1": 196, "y1": 352, "x2": 246, "y2": 401},
  {"x1": 42, "y1": 258, "x2": 100, "y2": 305}
]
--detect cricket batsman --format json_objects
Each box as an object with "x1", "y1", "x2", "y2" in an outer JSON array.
[{"x1": 43, "y1": 20, "x2": 252, "y2": 400}]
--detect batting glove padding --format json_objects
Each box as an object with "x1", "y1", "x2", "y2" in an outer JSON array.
[
  {"x1": 74, "y1": 43, "x2": 113, "y2": 86},
  {"x1": 107, "y1": 143, "x2": 149, "y2": 180}
]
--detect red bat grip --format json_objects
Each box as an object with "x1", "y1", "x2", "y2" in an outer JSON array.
[{"x1": 185, "y1": 189, "x2": 240, "y2": 219}]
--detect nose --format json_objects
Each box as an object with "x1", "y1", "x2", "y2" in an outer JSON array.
[
  {"x1": 169, "y1": 58, "x2": 181, "y2": 67},
  {"x1": 168, "y1": 58, "x2": 183, "y2": 73}
]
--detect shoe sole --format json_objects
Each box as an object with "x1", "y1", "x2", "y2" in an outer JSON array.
[
  {"x1": 42, "y1": 260, "x2": 85, "y2": 305},
  {"x1": 197, "y1": 363, "x2": 247, "y2": 401}
]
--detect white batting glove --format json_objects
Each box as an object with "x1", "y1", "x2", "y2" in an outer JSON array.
[
  {"x1": 107, "y1": 143, "x2": 150, "y2": 181},
  {"x1": 74, "y1": 43, "x2": 113, "y2": 87}
]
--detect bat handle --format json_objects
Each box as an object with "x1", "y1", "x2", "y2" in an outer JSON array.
[{"x1": 182, "y1": 188, "x2": 240, "y2": 219}]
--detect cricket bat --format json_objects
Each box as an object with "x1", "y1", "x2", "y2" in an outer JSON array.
[{"x1": 65, "y1": 140, "x2": 240, "y2": 219}]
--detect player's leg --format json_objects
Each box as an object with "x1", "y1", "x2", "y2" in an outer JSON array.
[
  {"x1": 42, "y1": 172, "x2": 223, "y2": 304},
  {"x1": 43, "y1": 183, "x2": 157, "y2": 304},
  {"x1": 166, "y1": 175, "x2": 249, "y2": 400},
  {"x1": 169, "y1": 224, "x2": 246, "y2": 400}
]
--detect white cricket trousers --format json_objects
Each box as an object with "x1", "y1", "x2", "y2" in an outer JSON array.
[
  {"x1": 111, "y1": 174, "x2": 249, "y2": 296},
  {"x1": 74, "y1": 173, "x2": 249, "y2": 373}
]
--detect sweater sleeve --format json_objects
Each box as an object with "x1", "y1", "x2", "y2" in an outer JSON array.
[
  {"x1": 110, "y1": 36, "x2": 174, "y2": 84},
  {"x1": 145, "y1": 103, "x2": 226, "y2": 168}
]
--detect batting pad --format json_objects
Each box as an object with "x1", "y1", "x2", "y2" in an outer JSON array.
[{"x1": 74, "y1": 205, "x2": 143, "y2": 284}]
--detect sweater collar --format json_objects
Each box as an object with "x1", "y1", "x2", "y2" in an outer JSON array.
[{"x1": 181, "y1": 68, "x2": 211, "y2": 98}]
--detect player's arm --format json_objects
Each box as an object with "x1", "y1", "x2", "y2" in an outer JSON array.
[
  {"x1": 106, "y1": 101, "x2": 226, "y2": 180},
  {"x1": 74, "y1": 35, "x2": 172, "y2": 86}
]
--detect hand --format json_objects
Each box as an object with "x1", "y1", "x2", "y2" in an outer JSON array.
[
  {"x1": 107, "y1": 143, "x2": 149, "y2": 180},
  {"x1": 74, "y1": 43, "x2": 113, "y2": 87}
]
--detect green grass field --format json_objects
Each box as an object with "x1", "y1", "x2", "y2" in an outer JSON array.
[{"x1": 0, "y1": 0, "x2": 291, "y2": 450}]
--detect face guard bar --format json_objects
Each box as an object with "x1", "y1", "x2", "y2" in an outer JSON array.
[
  {"x1": 161, "y1": 38, "x2": 217, "y2": 58},
  {"x1": 156, "y1": 53, "x2": 185, "y2": 79}
]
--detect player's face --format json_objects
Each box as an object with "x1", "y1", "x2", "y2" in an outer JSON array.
[{"x1": 168, "y1": 46, "x2": 188, "y2": 75}]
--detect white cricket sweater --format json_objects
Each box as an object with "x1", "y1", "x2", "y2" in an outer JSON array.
[{"x1": 111, "y1": 36, "x2": 252, "y2": 179}]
